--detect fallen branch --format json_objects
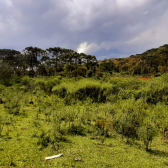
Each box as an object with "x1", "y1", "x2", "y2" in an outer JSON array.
[{"x1": 45, "y1": 153, "x2": 63, "y2": 160}]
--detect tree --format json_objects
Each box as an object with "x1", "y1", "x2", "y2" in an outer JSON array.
[
  {"x1": 81, "y1": 54, "x2": 97, "y2": 70},
  {"x1": 40, "y1": 55, "x2": 50, "y2": 64},
  {"x1": 100, "y1": 60, "x2": 115, "y2": 73},
  {"x1": 0, "y1": 62, "x2": 14, "y2": 85},
  {"x1": 46, "y1": 47, "x2": 76, "y2": 73},
  {"x1": 23, "y1": 47, "x2": 44, "y2": 75},
  {"x1": 0, "y1": 49, "x2": 21, "y2": 68},
  {"x1": 40, "y1": 55, "x2": 51, "y2": 69},
  {"x1": 12, "y1": 54, "x2": 29, "y2": 76},
  {"x1": 38, "y1": 64, "x2": 47, "y2": 76},
  {"x1": 61, "y1": 53, "x2": 74, "y2": 65},
  {"x1": 46, "y1": 47, "x2": 61, "y2": 72}
]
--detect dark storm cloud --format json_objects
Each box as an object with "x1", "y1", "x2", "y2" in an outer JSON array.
[{"x1": 0, "y1": 0, "x2": 168, "y2": 59}]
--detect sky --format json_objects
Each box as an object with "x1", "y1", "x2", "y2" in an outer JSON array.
[{"x1": 0, "y1": 0, "x2": 168, "y2": 60}]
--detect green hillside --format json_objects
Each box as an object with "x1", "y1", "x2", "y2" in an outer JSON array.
[{"x1": 106, "y1": 44, "x2": 168, "y2": 76}]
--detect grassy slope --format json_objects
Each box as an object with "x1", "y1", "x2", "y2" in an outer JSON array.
[
  {"x1": 0, "y1": 104, "x2": 168, "y2": 168},
  {"x1": 0, "y1": 76, "x2": 168, "y2": 167}
]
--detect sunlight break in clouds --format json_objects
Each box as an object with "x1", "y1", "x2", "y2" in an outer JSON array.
[
  {"x1": 77, "y1": 42, "x2": 86, "y2": 53},
  {"x1": 77, "y1": 41, "x2": 123, "y2": 55},
  {"x1": 77, "y1": 42, "x2": 101, "y2": 54}
]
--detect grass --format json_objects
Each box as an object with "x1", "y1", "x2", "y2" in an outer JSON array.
[
  {"x1": 1, "y1": 117, "x2": 168, "y2": 168},
  {"x1": 1, "y1": 75, "x2": 168, "y2": 167}
]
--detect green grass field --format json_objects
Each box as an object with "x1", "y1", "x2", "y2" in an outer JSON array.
[{"x1": 1, "y1": 75, "x2": 168, "y2": 167}]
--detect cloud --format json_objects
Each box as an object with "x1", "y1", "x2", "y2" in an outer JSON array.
[
  {"x1": 0, "y1": 0, "x2": 168, "y2": 59},
  {"x1": 76, "y1": 42, "x2": 110, "y2": 54},
  {"x1": 142, "y1": 11, "x2": 149, "y2": 15},
  {"x1": 127, "y1": 7, "x2": 168, "y2": 52},
  {"x1": 2, "y1": 0, "x2": 12, "y2": 6},
  {"x1": 77, "y1": 41, "x2": 124, "y2": 55},
  {"x1": 77, "y1": 42, "x2": 100, "y2": 54},
  {"x1": 116, "y1": 0, "x2": 150, "y2": 8}
]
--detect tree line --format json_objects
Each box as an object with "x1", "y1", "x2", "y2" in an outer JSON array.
[
  {"x1": 0, "y1": 46, "x2": 102, "y2": 79},
  {"x1": 1, "y1": 44, "x2": 168, "y2": 82}
]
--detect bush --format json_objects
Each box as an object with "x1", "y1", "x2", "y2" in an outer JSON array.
[
  {"x1": 28, "y1": 70, "x2": 35, "y2": 77},
  {"x1": 21, "y1": 76, "x2": 30, "y2": 85},
  {"x1": 96, "y1": 72, "x2": 103, "y2": 79},
  {"x1": 38, "y1": 64, "x2": 47, "y2": 76},
  {"x1": 37, "y1": 130, "x2": 52, "y2": 148},
  {"x1": 0, "y1": 116, "x2": 4, "y2": 136},
  {"x1": 34, "y1": 78, "x2": 61, "y2": 93},
  {"x1": 68, "y1": 124, "x2": 86, "y2": 136},
  {"x1": 52, "y1": 79, "x2": 115, "y2": 102},
  {"x1": 112, "y1": 98, "x2": 145, "y2": 140},
  {"x1": 0, "y1": 63, "x2": 14, "y2": 86},
  {"x1": 12, "y1": 76, "x2": 22, "y2": 84},
  {"x1": 3, "y1": 90, "x2": 23, "y2": 115},
  {"x1": 138, "y1": 121, "x2": 157, "y2": 150},
  {"x1": 15, "y1": 69, "x2": 23, "y2": 76},
  {"x1": 87, "y1": 70, "x2": 93, "y2": 78}
]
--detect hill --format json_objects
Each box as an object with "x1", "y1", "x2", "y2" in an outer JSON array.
[{"x1": 99, "y1": 44, "x2": 168, "y2": 76}]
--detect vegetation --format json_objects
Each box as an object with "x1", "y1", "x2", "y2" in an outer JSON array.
[
  {"x1": 1, "y1": 44, "x2": 168, "y2": 167},
  {"x1": 1, "y1": 44, "x2": 168, "y2": 80},
  {"x1": 102, "y1": 44, "x2": 168, "y2": 76},
  {"x1": 0, "y1": 74, "x2": 168, "y2": 167},
  {"x1": 0, "y1": 47, "x2": 97, "y2": 79}
]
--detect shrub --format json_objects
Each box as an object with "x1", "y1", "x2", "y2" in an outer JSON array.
[
  {"x1": 34, "y1": 78, "x2": 61, "y2": 93},
  {"x1": 28, "y1": 70, "x2": 35, "y2": 77},
  {"x1": 138, "y1": 122, "x2": 157, "y2": 150},
  {"x1": 21, "y1": 76, "x2": 30, "y2": 85},
  {"x1": 0, "y1": 63, "x2": 14, "y2": 86},
  {"x1": 0, "y1": 84, "x2": 5, "y2": 93},
  {"x1": 15, "y1": 69, "x2": 23, "y2": 76},
  {"x1": 68, "y1": 124, "x2": 86, "y2": 136},
  {"x1": 3, "y1": 90, "x2": 23, "y2": 115},
  {"x1": 96, "y1": 71, "x2": 103, "y2": 79},
  {"x1": 12, "y1": 76, "x2": 22, "y2": 84},
  {"x1": 37, "y1": 130, "x2": 52, "y2": 148},
  {"x1": 113, "y1": 98, "x2": 145, "y2": 140},
  {"x1": 38, "y1": 64, "x2": 47, "y2": 76},
  {"x1": 52, "y1": 79, "x2": 116, "y2": 102},
  {"x1": 141, "y1": 80, "x2": 166, "y2": 104},
  {"x1": 0, "y1": 116, "x2": 4, "y2": 136},
  {"x1": 87, "y1": 70, "x2": 93, "y2": 78}
]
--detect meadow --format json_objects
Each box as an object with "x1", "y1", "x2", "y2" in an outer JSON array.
[{"x1": 1, "y1": 74, "x2": 168, "y2": 167}]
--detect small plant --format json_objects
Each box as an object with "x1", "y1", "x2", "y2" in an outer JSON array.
[
  {"x1": 5, "y1": 128, "x2": 9, "y2": 137},
  {"x1": 37, "y1": 129, "x2": 51, "y2": 148},
  {"x1": 0, "y1": 119, "x2": 4, "y2": 137},
  {"x1": 100, "y1": 136, "x2": 105, "y2": 144},
  {"x1": 17, "y1": 132, "x2": 21, "y2": 139},
  {"x1": 138, "y1": 121, "x2": 157, "y2": 150},
  {"x1": 21, "y1": 76, "x2": 30, "y2": 85},
  {"x1": 34, "y1": 120, "x2": 40, "y2": 127},
  {"x1": 68, "y1": 124, "x2": 86, "y2": 136},
  {"x1": 9, "y1": 155, "x2": 16, "y2": 167},
  {"x1": 95, "y1": 118, "x2": 106, "y2": 135},
  {"x1": 4, "y1": 92, "x2": 23, "y2": 115}
]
